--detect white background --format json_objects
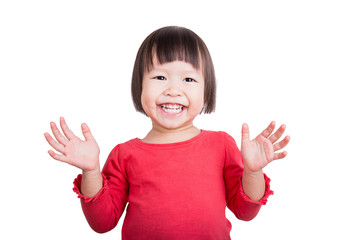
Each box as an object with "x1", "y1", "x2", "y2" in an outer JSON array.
[{"x1": 1, "y1": 0, "x2": 359, "y2": 239}]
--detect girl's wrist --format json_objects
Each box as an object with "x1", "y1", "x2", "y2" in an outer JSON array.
[
  {"x1": 82, "y1": 164, "x2": 101, "y2": 177},
  {"x1": 243, "y1": 167, "x2": 263, "y2": 178}
]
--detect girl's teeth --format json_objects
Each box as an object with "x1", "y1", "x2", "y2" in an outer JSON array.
[{"x1": 161, "y1": 104, "x2": 183, "y2": 113}]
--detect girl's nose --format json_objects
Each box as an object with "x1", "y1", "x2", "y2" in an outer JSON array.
[{"x1": 163, "y1": 82, "x2": 183, "y2": 97}]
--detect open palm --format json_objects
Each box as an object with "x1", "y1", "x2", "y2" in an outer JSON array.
[
  {"x1": 44, "y1": 117, "x2": 100, "y2": 171},
  {"x1": 241, "y1": 122, "x2": 290, "y2": 172}
]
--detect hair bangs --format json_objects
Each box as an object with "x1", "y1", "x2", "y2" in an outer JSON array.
[{"x1": 145, "y1": 27, "x2": 202, "y2": 72}]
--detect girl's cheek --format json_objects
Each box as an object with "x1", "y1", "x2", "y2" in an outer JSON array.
[{"x1": 141, "y1": 91, "x2": 156, "y2": 114}]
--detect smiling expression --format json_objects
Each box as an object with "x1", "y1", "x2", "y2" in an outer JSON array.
[{"x1": 141, "y1": 59, "x2": 205, "y2": 130}]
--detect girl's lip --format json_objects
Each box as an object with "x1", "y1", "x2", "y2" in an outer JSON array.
[{"x1": 158, "y1": 102, "x2": 186, "y2": 107}]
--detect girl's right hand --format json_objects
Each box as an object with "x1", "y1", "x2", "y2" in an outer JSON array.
[{"x1": 44, "y1": 117, "x2": 100, "y2": 172}]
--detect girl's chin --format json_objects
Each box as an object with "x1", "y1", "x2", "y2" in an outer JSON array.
[{"x1": 152, "y1": 117, "x2": 194, "y2": 131}]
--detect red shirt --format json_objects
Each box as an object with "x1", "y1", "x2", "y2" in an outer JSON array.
[{"x1": 73, "y1": 130, "x2": 273, "y2": 239}]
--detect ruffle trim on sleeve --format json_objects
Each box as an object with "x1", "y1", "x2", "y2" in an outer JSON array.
[
  {"x1": 73, "y1": 173, "x2": 108, "y2": 203},
  {"x1": 239, "y1": 173, "x2": 274, "y2": 205}
]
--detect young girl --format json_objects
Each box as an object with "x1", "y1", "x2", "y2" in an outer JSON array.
[{"x1": 44, "y1": 26, "x2": 290, "y2": 239}]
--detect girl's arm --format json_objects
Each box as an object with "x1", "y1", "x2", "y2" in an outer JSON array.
[
  {"x1": 45, "y1": 118, "x2": 128, "y2": 233},
  {"x1": 223, "y1": 132, "x2": 271, "y2": 221},
  {"x1": 73, "y1": 145, "x2": 129, "y2": 233},
  {"x1": 241, "y1": 122, "x2": 290, "y2": 201}
]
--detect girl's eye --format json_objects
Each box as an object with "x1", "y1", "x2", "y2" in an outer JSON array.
[
  {"x1": 155, "y1": 76, "x2": 166, "y2": 80},
  {"x1": 184, "y1": 78, "x2": 196, "y2": 83}
]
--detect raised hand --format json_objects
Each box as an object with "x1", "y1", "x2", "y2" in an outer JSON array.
[
  {"x1": 44, "y1": 117, "x2": 100, "y2": 172},
  {"x1": 241, "y1": 121, "x2": 290, "y2": 173}
]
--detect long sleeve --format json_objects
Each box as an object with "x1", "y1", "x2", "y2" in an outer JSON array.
[
  {"x1": 72, "y1": 131, "x2": 274, "y2": 239},
  {"x1": 73, "y1": 144, "x2": 129, "y2": 233},
  {"x1": 223, "y1": 132, "x2": 273, "y2": 221}
]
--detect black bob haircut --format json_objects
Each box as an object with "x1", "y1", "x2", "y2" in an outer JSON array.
[{"x1": 131, "y1": 26, "x2": 216, "y2": 114}]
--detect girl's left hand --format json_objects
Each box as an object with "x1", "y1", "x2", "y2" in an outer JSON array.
[{"x1": 241, "y1": 121, "x2": 290, "y2": 173}]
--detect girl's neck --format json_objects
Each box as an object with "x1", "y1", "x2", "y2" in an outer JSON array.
[{"x1": 141, "y1": 124, "x2": 201, "y2": 144}]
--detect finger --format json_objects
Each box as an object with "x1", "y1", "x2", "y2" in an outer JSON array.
[
  {"x1": 81, "y1": 123, "x2": 95, "y2": 141},
  {"x1": 274, "y1": 136, "x2": 290, "y2": 152},
  {"x1": 273, "y1": 151, "x2": 287, "y2": 160},
  {"x1": 50, "y1": 121, "x2": 68, "y2": 145},
  {"x1": 260, "y1": 121, "x2": 276, "y2": 138},
  {"x1": 48, "y1": 150, "x2": 67, "y2": 163},
  {"x1": 241, "y1": 123, "x2": 250, "y2": 143},
  {"x1": 44, "y1": 133, "x2": 65, "y2": 154},
  {"x1": 60, "y1": 117, "x2": 77, "y2": 140},
  {"x1": 269, "y1": 124, "x2": 286, "y2": 144}
]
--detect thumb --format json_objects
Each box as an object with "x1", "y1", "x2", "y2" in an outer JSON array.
[
  {"x1": 81, "y1": 123, "x2": 95, "y2": 141},
  {"x1": 241, "y1": 123, "x2": 250, "y2": 144}
]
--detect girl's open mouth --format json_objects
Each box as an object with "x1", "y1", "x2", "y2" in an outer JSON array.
[{"x1": 160, "y1": 104, "x2": 184, "y2": 114}]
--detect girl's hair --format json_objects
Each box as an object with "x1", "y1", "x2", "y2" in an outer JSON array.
[{"x1": 131, "y1": 26, "x2": 216, "y2": 114}]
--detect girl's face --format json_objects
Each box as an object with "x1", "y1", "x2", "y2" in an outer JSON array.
[{"x1": 141, "y1": 58, "x2": 205, "y2": 131}]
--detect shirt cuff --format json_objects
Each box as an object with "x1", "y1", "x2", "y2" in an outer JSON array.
[
  {"x1": 239, "y1": 173, "x2": 274, "y2": 205},
  {"x1": 73, "y1": 173, "x2": 108, "y2": 203}
]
